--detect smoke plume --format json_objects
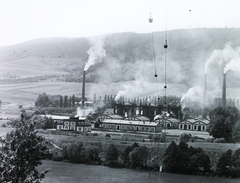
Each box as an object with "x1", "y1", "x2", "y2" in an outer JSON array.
[
  {"x1": 224, "y1": 52, "x2": 240, "y2": 73},
  {"x1": 84, "y1": 39, "x2": 106, "y2": 71},
  {"x1": 114, "y1": 81, "x2": 144, "y2": 101},
  {"x1": 180, "y1": 86, "x2": 203, "y2": 109},
  {"x1": 76, "y1": 107, "x2": 94, "y2": 117},
  {"x1": 204, "y1": 43, "x2": 235, "y2": 73}
]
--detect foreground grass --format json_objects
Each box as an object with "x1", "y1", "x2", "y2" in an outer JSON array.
[{"x1": 39, "y1": 160, "x2": 240, "y2": 183}]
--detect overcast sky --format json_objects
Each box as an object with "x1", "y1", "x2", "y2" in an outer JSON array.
[{"x1": 0, "y1": 0, "x2": 239, "y2": 47}]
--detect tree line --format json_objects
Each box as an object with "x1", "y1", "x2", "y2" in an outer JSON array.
[
  {"x1": 35, "y1": 92, "x2": 79, "y2": 108},
  {"x1": 50, "y1": 139, "x2": 240, "y2": 178}
]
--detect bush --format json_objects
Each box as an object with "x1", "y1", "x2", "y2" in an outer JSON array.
[
  {"x1": 104, "y1": 144, "x2": 119, "y2": 166},
  {"x1": 162, "y1": 141, "x2": 211, "y2": 175},
  {"x1": 213, "y1": 138, "x2": 225, "y2": 143},
  {"x1": 179, "y1": 133, "x2": 193, "y2": 142},
  {"x1": 52, "y1": 149, "x2": 64, "y2": 161},
  {"x1": 1, "y1": 123, "x2": 6, "y2": 127}
]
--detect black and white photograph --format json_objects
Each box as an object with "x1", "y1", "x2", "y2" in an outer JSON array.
[{"x1": 0, "y1": 0, "x2": 240, "y2": 182}]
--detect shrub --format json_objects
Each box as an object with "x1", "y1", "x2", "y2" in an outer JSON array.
[
  {"x1": 67, "y1": 142, "x2": 85, "y2": 163},
  {"x1": 104, "y1": 144, "x2": 118, "y2": 166},
  {"x1": 179, "y1": 133, "x2": 193, "y2": 142},
  {"x1": 213, "y1": 138, "x2": 225, "y2": 143},
  {"x1": 1, "y1": 123, "x2": 6, "y2": 127},
  {"x1": 162, "y1": 141, "x2": 211, "y2": 175},
  {"x1": 52, "y1": 149, "x2": 64, "y2": 161}
]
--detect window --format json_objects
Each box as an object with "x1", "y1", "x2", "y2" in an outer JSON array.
[
  {"x1": 70, "y1": 122, "x2": 75, "y2": 126},
  {"x1": 189, "y1": 125, "x2": 191, "y2": 129},
  {"x1": 57, "y1": 125, "x2": 63, "y2": 130},
  {"x1": 64, "y1": 126, "x2": 69, "y2": 130},
  {"x1": 64, "y1": 122, "x2": 69, "y2": 126},
  {"x1": 180, "y1": 124, "x2": 182, "y2": 129},
  {"x1": 77, "y1": 127, "x2": 83, "y2": 131},
  {"x1": 70, "y1": 126, "x2": 75, "y2": 130},
  {"x1": 202, "y1": 126, "x2": 205, "y2": 131}
]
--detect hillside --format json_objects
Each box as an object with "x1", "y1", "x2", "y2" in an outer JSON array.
[
  {"x1": 0, "y1": 28, "x2": 240, "y2": 86},
  {"x1": 0, "y1": 28, "x2": 240, "y2": 104}
]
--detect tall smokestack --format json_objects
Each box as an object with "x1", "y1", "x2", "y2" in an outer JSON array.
[
  {"x1": 222, "y1": 73, "x2": 226, "y2": 109},
  {"x1": 81, "y1": 71, "x2": 86, "y2": 109}
]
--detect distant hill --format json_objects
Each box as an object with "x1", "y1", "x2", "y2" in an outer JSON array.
[{"x1": 0, "y1": 28, "x2": 240, "y2": 89}]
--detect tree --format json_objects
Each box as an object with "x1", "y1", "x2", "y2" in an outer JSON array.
[
  {"x1": 72, "y1": 95, "x2": 75, "y2": 107},
  {"x1": 217, "y1": 149, "x2": 233, "y2": 177},
  {"x1": 208, "y1": 107, "x2": 240, "y2": 142},
  {"x1": 83, "y1": 144, "x2": 101, "y2": 164},
  {"x1": 232, "y1": 120, "x2": 240, "y2": 142},
  {"x1": 104, "y1": 144, "x2": 118, "y2": 166},
  {"x1": 122, "y1": 142, "x2": 139, "y2": 164},
  {"x1": 67, "y1": 142, "x2": 85, "y2": 163},
  {"x1": 69, "y1": 96, "x2": 72, "y2": 108},
  {"x1": 35, "y1": 93, "x2": 51, "y2": 107},
  {"x1": 0, "y1": 119, "x2": 49, "y2": 183},
  {"x1": 232, "y1": 148, "x2": 240, "y2": 177},
  {"x1": 129, "y1": 146, "x2": 149, "y2": 168},
  {"x1": 162, "y1": 141, "x2": 180, "y2": 173},
  {"x1": 162, "y1": 141, "x2": 211, "y2": 174},
  {"x1": 60, "y1": 95, "x2": 63, "y2": 108},
  {"x1": 64, "y1": 95, "x2": 68, "y2": 108}
]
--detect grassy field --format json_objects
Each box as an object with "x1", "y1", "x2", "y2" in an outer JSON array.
[
  {"x1": 0, "y1": 81, "x2": 187, "y2": 105},
  {"x1": 39, "y1": 160, "x2": 240, "y2": 183}
]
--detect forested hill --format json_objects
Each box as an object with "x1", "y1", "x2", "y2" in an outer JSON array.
[{"x1": 0, "y1": 28, "x2": 240, "y2": 88}]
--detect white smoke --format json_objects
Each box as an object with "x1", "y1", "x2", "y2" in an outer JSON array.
[
  {"x1": 84, "y1": 39, "x2": 106, "y2": 71},
  {"x1": 204, "y1": 43, "x2": 235, "y2": 73},
  {"x1": 76, "y1": 107, "x2": 94, "y2": 117},
  {"x1": 224, "y1": 53, "x2": 240, "y2": 73},
  {"x1": 114, "y1": 81, "x2": 144, "y2": 101},
  {"x1": 180, "y1": 86, "x2": 203, "y2": 109}
]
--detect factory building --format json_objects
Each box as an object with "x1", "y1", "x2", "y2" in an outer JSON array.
[
  {"x1": 45, "y1": 115, "x2": 92, "y2": 132},
  {"x1": 98, "y1": 114, "x2": 162, "y2": 133},
  {"x1": 178, "y1": 118, "x2": 209, "y2": 131}
]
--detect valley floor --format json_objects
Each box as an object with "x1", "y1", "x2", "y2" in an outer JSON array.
[{"x1": 39, "y1": 160, "x2": 240, "y2": 183}]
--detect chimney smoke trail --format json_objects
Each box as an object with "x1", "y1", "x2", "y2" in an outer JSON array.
[
  {"x1": 81, "y1": 70, "x2": 86, "y2": 109},
  {"x1": 84, "y1": 39, "x2": 106, "y2": 71},
  {"x1": 222, "y1": 73, "x2": 226, "y2": 109}
]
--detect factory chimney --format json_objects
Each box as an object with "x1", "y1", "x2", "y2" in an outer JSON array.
[
  {"x1": 81, "y1": 71, "x2": 86, "y2": 109},
  {"x1": 222, "y1": 73, "x2": 226, "y2": 109}
]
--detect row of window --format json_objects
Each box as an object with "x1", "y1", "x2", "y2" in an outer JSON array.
[
  {"x1": 57, "y1": 125, "x2": 91, "y2": 132},
  {"x1": 179, "y1": 124, "x2": 206, "y2": 131},
  {"x1": 64, "y1": 122, "x2": 76, "y2": 126},
  {"x1": 102, "y1": 124, "x2": 156, "y2": 132}
]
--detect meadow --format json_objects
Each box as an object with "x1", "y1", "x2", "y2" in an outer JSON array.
[
  {"x1": 39, "y1": 160, "x2": 240, "y2": 183},
  {"x1": 0, "y1": 80, "x2": 187, "y2": 105}
]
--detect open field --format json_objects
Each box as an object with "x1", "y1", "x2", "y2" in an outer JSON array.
[
  {"x1": 0, "y1": 80, "x2": 187, "y2": 120},
  {"x1": 39, "y1": 160, "x2": 240, "y2": 183},
  {"x1": 0, "y1": 81, "x2": 187, "y2": 105}
]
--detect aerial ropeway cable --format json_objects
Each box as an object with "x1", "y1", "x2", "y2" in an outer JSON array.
[{"x1": 148, "y1": 13, "x2": 160, "y2": 101}]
